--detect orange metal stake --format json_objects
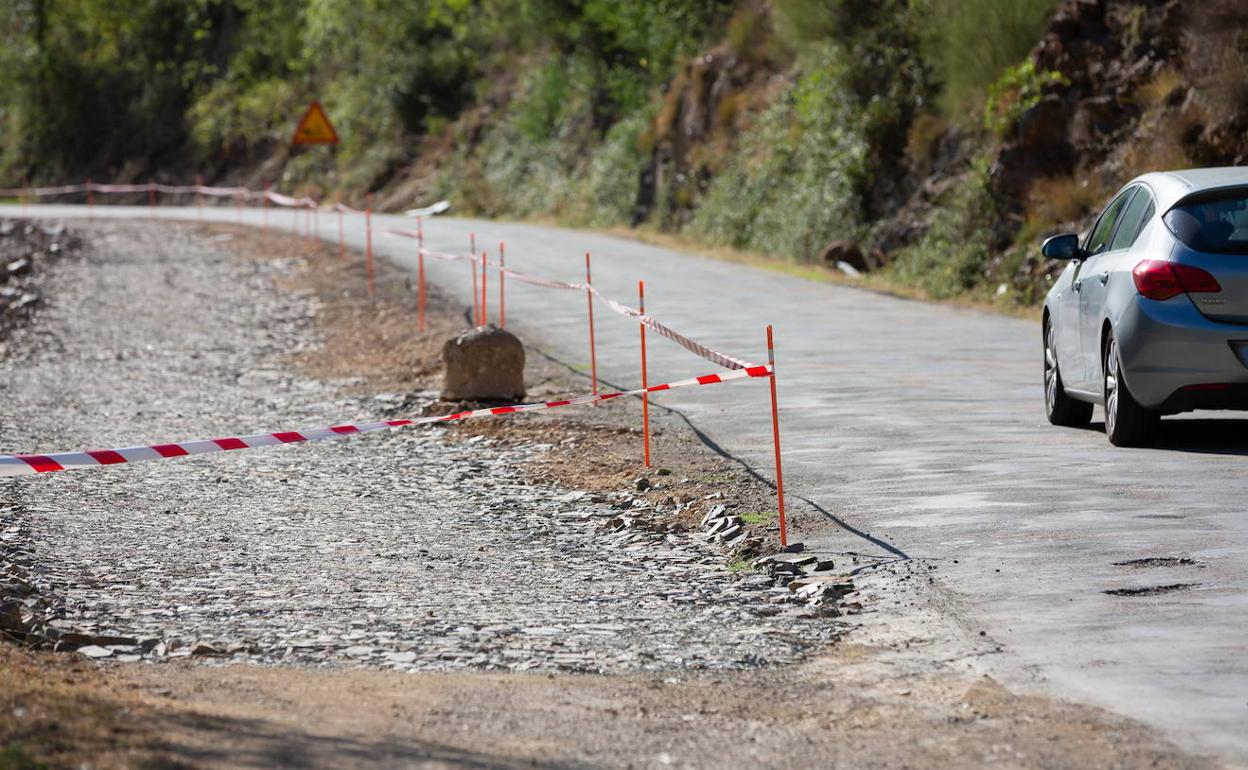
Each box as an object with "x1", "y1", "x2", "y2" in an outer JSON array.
[
  {"x1": 766, "y1": 325, "x2": 788, "y2": 547},
  {"x1": 639, "y1": 280, "x2": 651, "y2": 468},
  {"x1": 365, "y1": 207, "x2": 375, "y2": 296},
  {"x1": 586, "y1": 252, "x2": 598, "y2": 396},
  {"x1": 481, "y1": 250, "x2": 488, "y2": 325},
  {"x1": 417, "y1": 217, "x2": 426, "y2": 331},
  {"x1": 499, "y1": 241, "x2": 506, "y2": 330}
]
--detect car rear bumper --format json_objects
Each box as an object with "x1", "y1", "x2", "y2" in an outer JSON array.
[{"x1": 1117, "y1": 294, "x2": 1248, "y2": 410}]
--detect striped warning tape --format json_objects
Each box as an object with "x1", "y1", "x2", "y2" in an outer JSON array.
[
  {"x1": 264, "y1": 190, "x2": 316, "y2": 208},
  {"x1": 379, "y1": 228, "x2": 758, "y2": 371},
  {"x1": 0, "y1": 365, "x2": 771, "y2": 477},
  {"x1": 0, "y1": 182, "x2": 251, "y2": 198},
  {"x1": 6, "y1": 179, "x2": 758, "y2": 371}
]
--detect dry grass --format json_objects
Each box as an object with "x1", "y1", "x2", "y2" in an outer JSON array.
[
  {"x1": 1185, "y1": 0, "x2": 1248, "y2": 125},
  {"x1": 653, "y1": 70, "x2": 688, "y2": 144},
  {"x1": 905, "y1": 112, "x2": 948, "y2": 172},
  {"x1": 725, "y1": 3, "x2": 770, "y2": 63},
  {"x1": 1133, "y1": 68, "x2": 1185, "y2": 110},
  {"x1": 595, "y1": 223, "x2": 1040, "y2": 319},
  {"x1": 0, "y1": 644, "x2": 173, "y2": 769},
  {"x1": 1025, "y1": 173, "x2": 1110, "y2": 228}
]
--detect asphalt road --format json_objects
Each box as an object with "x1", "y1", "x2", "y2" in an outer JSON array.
[{"x1": 12, "y1": 203, "x2": 1248, "y2": 762}]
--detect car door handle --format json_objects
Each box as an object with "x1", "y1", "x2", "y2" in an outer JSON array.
[
  {"x1": 1100, "y1": 271, "x2": 1109, "y2": 285},
  {"x1": 1073, "y1": 280, "x2": 1082, "y2": 292}
]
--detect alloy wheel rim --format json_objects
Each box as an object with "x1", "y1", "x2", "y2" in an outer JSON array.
[
  {"x1": 1106, "y1": 338, "x2": 1119, "y2": 436},
  {"x1": 1044, "y1": 326, "x2": 1058, "y2": 415}
]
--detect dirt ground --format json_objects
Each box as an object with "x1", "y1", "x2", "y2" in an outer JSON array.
[{"x1": 0, "y1": 221, "x2": 1226, "y2": 770}]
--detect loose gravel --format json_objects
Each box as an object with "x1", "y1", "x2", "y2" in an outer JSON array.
[{"x1": 0, "y1": 221, "x2": 841, "y2": 674}]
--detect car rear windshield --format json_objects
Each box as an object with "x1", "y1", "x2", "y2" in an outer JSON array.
[{"x1": 1164, "y1": 188, "x2": 1248, "y2": 254}]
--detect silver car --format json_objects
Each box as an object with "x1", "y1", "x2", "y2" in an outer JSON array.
[{"x1": 1042, "y1": 167, "x2": 1248, "y2": 446}]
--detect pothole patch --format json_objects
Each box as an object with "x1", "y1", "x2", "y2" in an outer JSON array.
[
  {"x1": 1103, "y1": 583, "x2": 1200, "y2": 597},
  {"x1": 1112, "y1": 557, "x2": 1199, "y2": 568}
]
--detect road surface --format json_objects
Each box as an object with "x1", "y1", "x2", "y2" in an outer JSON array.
[{"x1": 11, "y1": 202, "x2": 1248, "y2": 762}]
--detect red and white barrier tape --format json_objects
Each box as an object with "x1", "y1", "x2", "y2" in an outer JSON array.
[
  {"x1": 0, "y1": 183, "x2": 86, "y2": 196},
  {"x1": 0, "y1": 182, "x2": 254, "y2": 198},
  {"x1": 587, "y1": 285, "x2": 757, "y2": 371},
  {"x1": 264, "y1": 190, "x2": 316, "y2": 208},
  {"x1": 5, "y1": 179, "x2": 757, "y2": 370},
  {"x1": 380, "y1": 228, "x2": 756, "y2": 370},
  {"x1": 0, "y1": 365, "x2": 771, "y2": 477}
]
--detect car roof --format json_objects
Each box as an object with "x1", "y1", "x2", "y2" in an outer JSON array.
[{"x1": 1129, "y1": 167, "x2": 1248, "y2": 212}]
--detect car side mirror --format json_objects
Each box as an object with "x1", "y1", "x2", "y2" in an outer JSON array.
[{"x1": 1041, "y1": 233, "x2": 1085, "y2": 260}]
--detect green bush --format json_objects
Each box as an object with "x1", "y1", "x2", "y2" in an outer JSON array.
[
  {"x1": 884, "y1": 157, "x2": 997, "y2": 298},
  {"x1": 583, "y1": 107, "x2": 653, "y2": 226},
  {"x1": 983, "y1": 60, "x2": 1068, "y2": 135},
  {"x1": 919, "y1": 0, "x2": 1058, "y2": 117},
  {"x1": 690, "y1": 53, "x2": 869, "y2": 259}
]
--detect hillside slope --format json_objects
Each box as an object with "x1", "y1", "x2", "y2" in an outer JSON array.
[{"x1": 2, "y1": 0, "x2": 1246, "y2": 306}]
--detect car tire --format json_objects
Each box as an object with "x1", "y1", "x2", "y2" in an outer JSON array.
[
  {"x1": 1103, "y1": 331, "x2": 1158, "y2": 447},
  {"x1": 1044, "y1": 320, "x2": 1093, "y2": 427}
]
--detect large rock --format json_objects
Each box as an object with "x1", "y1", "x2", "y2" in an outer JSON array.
[{"x1": 441, "y1": 325, "x2": 525, "y2": 402}]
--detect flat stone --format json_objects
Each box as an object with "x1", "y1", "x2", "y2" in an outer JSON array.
[
  {"x1": 76, "y1": 645, "x2": 113, "y2": 659},
  {"x1": 755, "y1": 553, "x2": 817, "y2": 567},
  {"x1": 345, "y1": 645, "x2": 377, "y2": 657}
]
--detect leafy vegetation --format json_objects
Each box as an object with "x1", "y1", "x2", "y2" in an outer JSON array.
[
  {"x1": 885, "y1": 158, "x2": 998, "y2": 299},
  {"x1": 1, "y1": 0, "x2": 1079, "y2": 305},
  {"x1": 690, "y1": 60, "x2": 870, "y2": 259},
  {"x1": 917, "y1": 0, "x2": 1058, "y2": 117},
  {"x1": 983, "y1": 61, "x2": 1068, "y2": 136}
]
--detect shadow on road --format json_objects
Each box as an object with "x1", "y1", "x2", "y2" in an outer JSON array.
[
  {"x1": 526, "y1": 345, "x2": 911, "y2": 562},
  {"x1": 1074, "y1": 417, "x2": 1248, "y2": 456},
  {"x1": 1154, "y1": 417, "x2": 1248, "y2": 456}
]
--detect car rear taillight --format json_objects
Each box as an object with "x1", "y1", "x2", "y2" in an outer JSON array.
[
  {"x1": 1132, "y1": 260, "x2": 1222, "y2": 300},
  {"x1": 1173, "y1": 263, "x2": 1222, "y2": 293}
]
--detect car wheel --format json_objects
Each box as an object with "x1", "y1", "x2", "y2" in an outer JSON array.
[
  {"x1": 1103, "y1": 331, "x2": 1158, "y2": 446},
  {"x1": 1044, "y1": 320, "x2": 1092, "y2": 427}
]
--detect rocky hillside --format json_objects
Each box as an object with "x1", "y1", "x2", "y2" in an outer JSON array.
[{"x1": 3, "y1": 0, "x2": 1246, "y2": 307}]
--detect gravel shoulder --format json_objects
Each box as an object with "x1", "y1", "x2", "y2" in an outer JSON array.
[{"x1": 0, "y1": 219, "x2": 1225, "y2": 769}]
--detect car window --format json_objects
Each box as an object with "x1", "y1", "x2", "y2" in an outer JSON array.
[
  {"x1": 1109, "y1": 188, "x2": 1154, "y2": 251},
  {"x1": 1085, "y1": 188, "x2": 1136, "y2": 256},
  {"x1": 1164, "y1": 188, "x2": 1248, "y2": 254}
]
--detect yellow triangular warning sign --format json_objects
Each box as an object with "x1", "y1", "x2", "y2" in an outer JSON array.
[{"x1": 292, "y1": 100, "x2": 339, "y2": 146}]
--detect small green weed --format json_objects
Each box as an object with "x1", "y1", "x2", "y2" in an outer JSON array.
[
  {"x1": 0, "y1": 744, "x2": 45, "y2": 770},
  {"x1": 741, "y1": 511, "x2": 776, "y2": 525}
]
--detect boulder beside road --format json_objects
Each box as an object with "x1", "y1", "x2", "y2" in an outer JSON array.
[{"x1": 441, "y1": 325, "x2": 525, "y2": 402}]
